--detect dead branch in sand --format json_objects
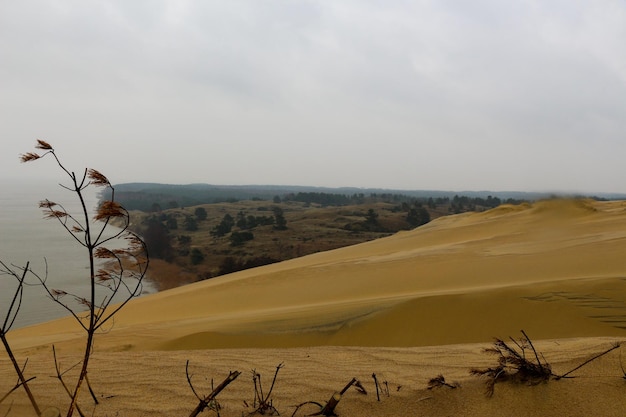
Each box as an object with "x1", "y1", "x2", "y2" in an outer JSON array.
[
  {"x1": 554, "y1": 342, "x2": 621, "y2": 380},
  {"x1": 249, "y1": 363, "x2": 284, "y2": 415},
  {"x1": 427, "y1": 374, "x2": 460, "y2": 390},
  {"x1": 471, "y1": 330, "x2": 621, "y2": 396},
  {"x1": 371, "y1": 373, "x2": 380, "y2": 401},
  {"x1": 186, "y1": 361, "x2": 241, "y2": 417},
  {"x1": 471, "y1": 330, "x2": 553, "y2": 396},
  {"x1": 291, "y1": 377, "x2": 366, "y2": 417}
]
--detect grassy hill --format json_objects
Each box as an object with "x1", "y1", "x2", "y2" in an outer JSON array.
[
  {"x1": 114, "y1": 184, "x2": 537, "y2": 290},
  {"x1": 126, "y1": 199, "x2": 445, "y2": 290}
]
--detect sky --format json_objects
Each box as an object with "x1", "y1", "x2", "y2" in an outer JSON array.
[{"x1": 1, "y1": 1, "x2": 625, "y2": 194}]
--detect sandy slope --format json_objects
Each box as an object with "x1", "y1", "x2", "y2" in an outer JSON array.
[
  {"x1": 13, "y1": 198, "x2": 626, "y2": 351},
  {"x1": 3, "y1": 199, "x2": 626, "y2": 416}
]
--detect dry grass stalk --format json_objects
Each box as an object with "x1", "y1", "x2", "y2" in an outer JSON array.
[{"x1": 250, "y1": 363, "x2": 284, "y2": 415}]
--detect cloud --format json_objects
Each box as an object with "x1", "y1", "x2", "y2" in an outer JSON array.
[{"x1": 1, "y1": 1, "x2": 625, "y2": 193}]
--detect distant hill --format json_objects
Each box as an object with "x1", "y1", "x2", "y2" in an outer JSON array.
[{"x1": 107, "y1": 183, "x2": 564, "y2": 212}]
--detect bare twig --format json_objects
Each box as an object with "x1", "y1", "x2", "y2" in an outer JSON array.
[
  {"x1": 520, "y1": 329, "x2": 544, "y2": 372},
  {"x1": 0, "y1": 376, "x2": 37, "y2": 405},
  {"x1": 372, "y1": 373, "x2": 380, "y2": 401},
  {"x1": 185, "y1": 361, "x2": 203, "y2": 402},
  {"x1": 290, "y1": 401, "x2": 323, "y2": 417},
  {"x1": 85, "y1": 374, "x2": 99, "y2": 405},
  {"x1": 554, "y1": 342, "x2": 621, "y2": 380},
  {"x1": 306, "y1": 378, "x2": 363, "y2": 417},
  {"x1": 250, "y1": 363, "x2": 284, "y2": 415},
  {"x1": 0, "y1": 261, "x2": 42, "y2": 416},
  {"x1": 186, "y1": 365, "x2": 241, "y2": 417},
  {"x1": 339, "y1": 378, "x2": 357, "y2": 396},
  {"x1": 52, "y1": 346, "x2": 86, "y2": 417}
]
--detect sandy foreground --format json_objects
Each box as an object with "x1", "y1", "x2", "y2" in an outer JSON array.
[{"x1": 3, "y1": 199, "x2": 626, "y2": 416}]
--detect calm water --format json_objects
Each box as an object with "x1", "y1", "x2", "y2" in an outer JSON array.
[{"x1": 0, "y1": 179, "x2": 154, "y2": 329}]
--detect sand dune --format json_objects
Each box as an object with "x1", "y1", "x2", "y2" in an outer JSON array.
[
  {"x1": 15, "y1": 198, "x2": 626, "y2": 351},
  {"x1": 4, "y1": 199, "x2": 626, "y2": 416}
]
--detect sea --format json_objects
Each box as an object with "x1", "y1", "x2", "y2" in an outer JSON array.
[{"x1": 0, "y1": 179, "x2": 155, "y2": 329}]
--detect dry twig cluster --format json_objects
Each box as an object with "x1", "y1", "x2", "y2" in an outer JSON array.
[{"x1": 471, "y1": 330, "x2": 621, "y2": 397}]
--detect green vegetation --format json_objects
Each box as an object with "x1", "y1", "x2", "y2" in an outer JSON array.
[
  {"x1": 194, "y1": 207, "x2": 208, "y2": 221},
  {"x1": 121, "y1": 188, "x2": 532, "y2": 290},
  {"x1": 230, "y1": 230, "x2": 255, "y2": 246},
  {"x1": 104, "y1": 183, "x2": 540, "y2": 212}
]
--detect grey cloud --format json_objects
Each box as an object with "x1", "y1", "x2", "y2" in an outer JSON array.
[{"x1": 1, "y1": 1, "x2": 625, "y2": 193}]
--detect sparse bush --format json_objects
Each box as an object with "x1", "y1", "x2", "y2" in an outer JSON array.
[
  {"x1": 272, "y1": 207, "x2": 287, "y2": 230},
  {"x1": 190, "y1": 248, "x2": 205, "y2": 265},
  {"x1": 16, "y1": 140, "x2": 149, "y2": 417},
  {"x1": 211, "y1": 214, "x2": 234, "y2": 236},
  {"x1": 471, "y1": 330, "x2": 620, "y2": 397},
  {"x1": 194, "y1": 207, "x2": 208, "y2": 221},
  {"x1": 184, "y1": 215, "x2": 199, "y2": 231},
  {"x1": 230, "y1": 231, "x2": 254, "y2": 246},
  {"x1": 470, "y1": 332, "x2": 553, "y2": 397}
]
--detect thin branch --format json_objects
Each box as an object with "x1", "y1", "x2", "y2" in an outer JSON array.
[
  {"x1": 85, "y1": 375, "x2": 99, "y2": 405},
  {"x1": 188, "y1": 370, "x2": 241, "y2": 417},
  {"x1": 52, "y1": 346, "x2": 86, "y2": 417},
  {"x1": 265, "y1": 363, "x2": 284, "y2": 403},
  {"x1": 0, "y1": 376, "x2": 37, "y2": 405},
  {"x1": 372, "y1": 373, "x2": 380, "y2": 401},
  {"x1": 290, "y1": 401, "x2": 323, "y2": 417},
  {"x1": 0, "y1": 261, "x2": 41, "y2": 416},
  {"x1": 520, "y1": 329, "x2": 544, "y2": 369},
  {"x1": 554, "y1": 342, "x2": 621, "y2": 380},
  {"x1": 0, "y1": 261, "x2": 27, "y2": 332},
  {"x1": 30, "y1": 261, "x2": 90, "y2": 332},
  {"x1": 185, "y1": 361, "x2": 203, "y2": 401}
]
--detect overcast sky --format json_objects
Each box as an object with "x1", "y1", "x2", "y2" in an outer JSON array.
[{"x1": 1, "y1": 1, "x2": 625, "y2": 193}]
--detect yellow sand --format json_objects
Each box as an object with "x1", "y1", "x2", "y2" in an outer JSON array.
[{"x1": 3, "y1": 199, "x2": 626, "y2": 416}]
